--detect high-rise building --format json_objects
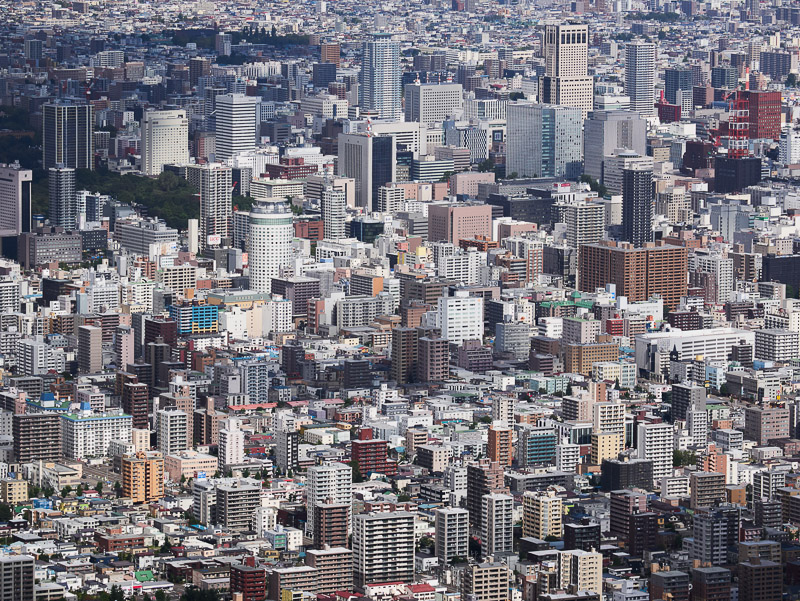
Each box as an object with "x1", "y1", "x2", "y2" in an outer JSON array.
[
  {"x1": 466, "y1": 459, "x2": 506, "y2": 531},
  {"x1": 671, "y1": 382, "x2": 707, "y2": 421},
  {"x1": 745, "y1": 90, "x2": 781, "y2": 140},
  {"x1": 417, "y1": 336, "x2": 449, "y2": 382},
  {"x1": 78, "y1": 325, "x2": 103, "y2": 374},
  {"x1": 0, "y1": 555, "x2": 35, "y2": 601},
  {"x1": 337, "y1": 133, "x2": 396, "y2": 211},
  {"x1": 650, "y1": 571, "x2": 690, "y2": 601},
  {"x1": 404, "y1": 82, "x2": 464, "y2": 126},
  {"x1": 321, "y1": 181, "x2": 346, "y2": 240},
  {"x1": 622, "y1": 164, "x2": 654, "y2": 247},
  {"x1": 42, "y1": 103, "x2": 94, "y2": 169},
  {"x1": 488, "y1": 426, "x2": 513, "y2": 466},
  {"x1": 157, "y1": 408, "x2": 189, "y2": 456},
  {"x1": 635, "y1": 422, "x2": 672, "y2": 483},
  {"x1": 276, "y1": 429, "x2": 299, "y2": 473},
  {"x1": 583, "y1": 110, "x2": 648, "y2": 181},
  {"x1": 428, "y1": 203, "x2": 492, "y2": 245},
  {"x1": 481, "y1": 492, "x2": 513, "y2": 556},
  {"x1": 13, "y1": 413, "x2": 61, "y2": 463},
  {"x1": 690, "y1": 471, "x2": 726, "y2": 509},
  {"x1": 215, "y1": 93, "x2": 260, "y2": 162},
  {"x1": 578, "y1": 241, "x2": 688, "y2": 309},
  {"x1": 692, "y1": 567, "x2": 732, "y2": 601},
  {"x1": 664, "y1": 68, "x2": 693, "y2": 105},
  {"x1": 321, "y1": 43, "x2": 341, "y2": 67},
  {"x1": 187, "y1": 163, "x2": 233, "y2": 250},
  {"x1": 121, "y1": 451, "x2": 164, "y2": 503},
  {"x1": 217, "y1": 481, "x2": 260, "y2": 531},
  {"x1": 435, "y1": 507, "x2": 469, "y2": 563},
  {"x1": 248, "y1": 200, "x2": 293, "y2": 294},
  {"x1": 121, "y1": 380, "x2": 149, "y2": 430},
  {"x1": 506, "y1": 102, "x2": 583, "y2": 179},
  {"x1": 463, "y1": 563, "x2": 510, "y2": 601},
  {"x1": 0, "y1": 163, "x2": 32, "y2": 236},
  {"x1": 359, "y1": 34, "x2": 402, "y2": 119},
  {"x1": 48, "y1": 166, "x2": 77, "y2": 229},
  {"x1": 438, "y1": 290, "x2": 484, "y2": 345},
  {"x1": 563, "y1": 201, "x2": 605, "y2": 249},
  {"x1": 353, "y1": 511, "x2": 415, "y2": 588},
  {"x1": 141, "y1": 109, "x2": 189, "y2": 176},
  {"x1": 609, "y1": 489, "x2": 647, "y2": 538},
  {"x1": 230, "y1": 562, "x2": 267, "y2": 601},
  {"x1": 391, "y1": 327, "x2": 418, "y2": 384},
  {"x1": 219, "y1": 418, "x2": 245, "y2": 467},
  {"x1": 540, "y1": 23, "x2": 594, "y2": 118},
  {"x1": 744, "y1": 406, "x2": 790, "y2": 445},
  {"x1": 625, "y1": 41, "x2": 656, "y2": 115},
  {"x1": 738, "y1": 560, "x2": 781, "y2": 601},
  {"x1": 559, "y1": 549, "x2": 602, "y2": 593},
  {"x1": 522, "y1": 489, "x2": 563, "y2": 539},
  {"x1": 306, "y1": 462, "x2": 352, "y2": 539},
  {"x1": 687, "y1": 505, "x2": 740, "y2": 564}
]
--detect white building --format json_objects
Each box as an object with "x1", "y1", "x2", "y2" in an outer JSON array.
[
  {"x1": 780, "y1": 126, "x2": 800, "y2": 164},
  {"x1": 555, "y1": 442, "x2": 581, "y2": 473},
  {"x1": 141, "y1": 110, "x2": 189, "y2": 176},
  {"x1": 321, "y1": 182, "x2": 346, "y2": 240},
  {"x1": 636, "y1": 422, "x2": 673, "y2": 482},
  {"x1": 359, "y1": 34, "x2": 402, "y2": 120},
  {"x1": 156, "y1": 408, "x2": 189, "y2": 456},
  {"x1": 625, "y1": 41, "x2": 656, "y2": 115},
  {"x1": 61, "y1": 411, "x2": 132, "y2": 460},
  {"x1": 215, "y1": 93, "x2": 260, "y2": 162},
  {"x1": 404, "y1": 82, "x2": 464, "y2": 126},
  {"x1": 0, "y1": 162, "x2": 32, "y2": 236},
  {"x1": 437, "y1": 290, "x2": 484, "y2": 345},
  {"x1": 481, "y1": 492, "x2": 513, "y2": 556},
  {"x1": 248, "y1": 200, "x2": 294, "y2": 294},
  {"x1": 306, "y1": 462, "x2": 352, "y2": 536},
  {"x1": 187, "y1": 163, "x2": 233, "y2": 249},
  {"x1": 219, "y1": 419, "x2": 245, "y2": 466}
]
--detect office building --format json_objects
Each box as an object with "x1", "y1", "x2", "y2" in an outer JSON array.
[
  {"x1": 540, "y1": 23, "x2": 594, "y2": 118},
  {"x1": 438, "y1": 291, "x2": 484, "y2": 345},
  {"x1": 248, "y1": 200, "x2": 294, "y2": 294},
  {"x1": 353, "y1": 511, "x2": 415, "y2": 588},
  {"x1": 215, "y1": 93, "x2": 260, "y2": 162},
  {"x1": 428, "y1": 203, "x2": 492, "y2": 245},
  {"x1": 359, "y1": 34, "x2": 402, "y2": 119},
  {"x1": 404, "y1": 82, "x2": 464, "y2": 126},
  {"x1": 600, "y1": 458, "x2": 653, "y2": 491},
  {"x1": 435, "y1": 507, "x2": 469, "y2": 563},
  {"x1": 121, "y1": 451, "x2": 164, "y2": 503},
  {"x1": 141, "y1": 109, "x2": 189, "y2": 176},
  {"x1": 0, "y1": 163, "x2": 32, "y2": 236},
  {"x1": 506, "y1": 103, "x2": 583, "y2": 179},
  {"x1": 42, "y1": 103, "x2": 94, "y2": 169},
  {"x1": 583, "y1": 110, "x2": 647, "y2": 182},
  {"x1": 337, "y1": 133, "x2": 396, "y2": 211}
]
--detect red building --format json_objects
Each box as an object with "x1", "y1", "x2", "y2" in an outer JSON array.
[
  {"x1": 656, "y1": 102, "x2": 681, "y2": 123},
  {"x1": 744, "y1": 90, "x2": 781, "y2": 140},
  {"x1": 262, "y1": 157, "x2": 319, "y2": 179},
  {"x1": 351, "y1": 430, "x2": 397, "y2": 476},
  {"x1": 231, "y1": 560, "x2": 267, "y2": 601},
  {"x1": 295, "y1": 219, "x2": 324, "y2": 241}
]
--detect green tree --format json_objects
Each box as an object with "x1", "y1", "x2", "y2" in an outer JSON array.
[
  {"x1": 76, "y1": 485, "x2": 83, "y2": 497},
  {"x1": 580, "y1": 174, "x2": 609, "y2": 197},
  {"x1": 95, "y1": 481, "x2": 103, "y2": 494},
  {"x1": 787, "y1": 73, "x2": 799, "y2": 88},
  {"x1": 114, "y1": 481, "x2": 123, "y2": 498},
  {"x1": 349, "y1": 460, "x2": 364, "y2": 483},
  {"x1": 0, "y1": 504, "x2": 12, "y2": 522},
  {"x1": 509, "y1": 91, "x2": 525, "y2": 101},
  {"x1": 61, "y1": 486, "x2": 72, "y2": 498}
]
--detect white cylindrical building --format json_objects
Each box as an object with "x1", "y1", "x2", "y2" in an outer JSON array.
[{"x1": 248, "y1": 200, "x2": 293, "y2": 294}]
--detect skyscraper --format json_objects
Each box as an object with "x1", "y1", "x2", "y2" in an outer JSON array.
[
  {"x1": 321, "y1": 180, "x2": 346, "y2": 240},
  {"x1": 481, "y1": 493, "x2": 513, "y2": 556},
  {"x1": 625, "y1": 41, "x2": 656, "y2": 115},
  {"x1": 359, "y1": 34, "x2": 402, "y2": 119},
  {"x1": 622, "y1": 164, "x2": 654, "y2": 247},
  {"x1": 42, "y1": 102, "x2": 94, "y2": 169},
  {"x1": 583, "y1": 110, "x2": 648, "y2": 181},
  {"x1": 506, "y1": 102, "x2": 583, "y2": 179},
  {"x1": 78, "y1": 325, "x2": 102, "y2": 374},
  {"x1": 248, "y1": 200, "x2": 294, "y2": 294},
  {"x1": 0, "y1": 162, "x2": 32, "y2": 236},
  {"x1": 187, "y1": 163, "x2": 232, "y2": 249},
  {"x1": 307, "y1": 462, "x2": 352, "y2": 539},
  {"x1": 141, "y1": 109, "x2": 189, "y2": 175},
  {"x1": 48, "y1": 165, "x2": 77, "y2": 229},
  {"x1": 664, "y1": 67, "x2": 693, "y2": 105},
  {"x1": 337, "y1": 133, "x2": 396, "y2": 211},
  {"x1": 215, "y1": 93, "x2": 260, "y2": 162},
  {"x1": 540, "y1": 23, "x2": 594, "y2": 118}
]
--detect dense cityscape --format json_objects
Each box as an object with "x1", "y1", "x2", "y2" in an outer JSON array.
[{"x1": 0, "y1": 0, "x2": 800, "y2": 600}]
